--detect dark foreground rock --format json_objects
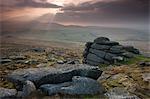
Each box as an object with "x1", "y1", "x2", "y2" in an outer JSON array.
[
  {"x1": 0, "y1": 88, "x2": 17, "y2": 98},
  {"x1": 40, "y1": 76, "x2": 105, "y2": 95},
  {"x1": 83, "y1": 37, "x2": 140, "y2": 66},
  {"x1": 7, "y1": 64, "x2": 102, "y2": 90}
]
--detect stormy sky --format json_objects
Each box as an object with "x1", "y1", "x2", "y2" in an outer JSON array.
[{"x1": 0, "y1": 0, "x2": 149, "y2": 29}]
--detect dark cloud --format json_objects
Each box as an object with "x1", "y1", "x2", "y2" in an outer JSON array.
[
  {"x1": 16, "y1": 0, "x2": 61, "y2": 8},
  {"x1": 0, "y1": 0, "x2": 61, "y2": 9},
  {"x1": 62, "y1": 0, "x2": 148, "y2": 15},
  {"x1": 55, "y1": 0, "x2": 149, "y2": 27}
]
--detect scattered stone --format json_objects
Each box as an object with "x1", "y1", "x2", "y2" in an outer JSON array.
[
  {"x1": 105, "y1": 87, "x2": 140, "y2": 99},
  {"x1": 7, "y1": 64, "x2": 102, "y2": 89},
  {"x1": 36, "y1": 63, "x2": 47, "y2": 68},
  {"x1": 0, "y1": 59, "x2": 12, "y2": 64},
  {"x1": 25, "y1": 59, "x2": 38, "y2": 65},
  {"x1": 67, "y1": 60, "x2": 80, "y2": 64},
  {"x1": 57, "y1": 60, "x2": 64, "y2": 64},
  {"x1": 31, "y1": 48, "x2": 45, "y2": 52},
  {"x1": 15, "y1": 60, "x2": 26, "y2": 64},
  {"x1": 0, "y1": 87, "x2": 17, "y2": 98},
  {"x1": 142, "y1": 73, "x2": 150, "y2": 81},
  {"x1": 139, "y1": 61, "x2": 150, "y2": 67},
  {"x1": 9, "y1": 56, "x2": 26, "y2": 60}
]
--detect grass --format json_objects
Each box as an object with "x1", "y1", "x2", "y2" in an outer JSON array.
[{"x1": 119, "y1": 55, "x2": 150, "y2": 65}]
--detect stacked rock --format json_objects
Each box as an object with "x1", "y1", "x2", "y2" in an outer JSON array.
[{"x1": 83, "y1": 37, "x2": 140, "y2": 66}]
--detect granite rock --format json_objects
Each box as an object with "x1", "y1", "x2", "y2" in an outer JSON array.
[{"x1": 7, "y1": 64, "x2": 102, "y2": 90}]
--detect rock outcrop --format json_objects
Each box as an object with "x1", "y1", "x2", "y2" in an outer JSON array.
[
  {"x1": 6, "y1": 64, "x2": 104, "y2": 97},
  {"x1": 83, "y1": 37, "x2": 140, "y2": 66},
  {"x1": 7, "y1": 64, "x2": 102, "y2": 90}
]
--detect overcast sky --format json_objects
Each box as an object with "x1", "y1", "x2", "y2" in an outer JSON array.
[{"x1": 0, "y1": 0, "x2": 149, "y2": 29}]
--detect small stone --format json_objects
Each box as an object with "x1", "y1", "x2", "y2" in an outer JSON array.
[
  {"x1": 25, "y1": 60, "x2": 38, "y2": 65},
  {"x1": 67, "y1": 60, "x2": 80, "y2": 64},
  {"x1": 139, "y1": 61, "x2": 150, "y2": 67},
  {"x1": 57, "y1": 60, "x2": 64, "y2": 64},
  {"x1": 0, "y1": 88, "x2": 17, "y2": 98},
  {"x1": 31, "y1": 48, "x2": 45, "y2": 52},
  {"x1": 0, "y1": 59, "x2": 12, "y2": 64},
  {"x1": 9, "y1": 56, "x2": 26, "y2": 60},
  {"x1": 36, "y1": 63, "x2": 47, "y2": 68},
  {"x1": 142, "y1": 73, "x2": 150, "y2": 81}
]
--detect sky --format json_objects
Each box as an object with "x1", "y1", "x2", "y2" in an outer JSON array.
[{"x1": 0, "y1": 0, "x2": 149, "y2": 30}]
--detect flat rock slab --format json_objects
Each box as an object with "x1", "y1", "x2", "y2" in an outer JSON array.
[
  {"x1": 7, "y1": 64, "x2": 102, "y2": 89},
  {"x1": 0, "y1": 88, "x2": 17, "y2": 98},
  {"x1": 40, "y1": 76, "x2": 105, "y2": 95}
]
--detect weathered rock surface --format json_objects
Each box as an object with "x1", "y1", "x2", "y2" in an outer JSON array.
[
  {"x1": 7, "y1": 64, "x2": 102, "y2": 90},
  {"x1": 40, "y1": 82, "x2": 72, "y2": 95},
  {"x1": 21, "y1": 80, "x2": 36, "y2": 97},
  {"x1": 60, "y1": 76, "x2": 105, "y2": 95},
  {"x1": 40, "y1": 76, "x2": 105, "y2": 95},
  {"x1": 83, "y1": 37, "x2": 140, "y2": 66},
  {"x1": 0, "y1": 88, "x2": 17, "y2": 98},
  {"x1": 105, "y1": 87, "x2": 140, "y2": 99}
]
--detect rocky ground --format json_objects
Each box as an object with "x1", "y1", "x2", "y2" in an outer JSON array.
[{"x1": 0, "y1": 38, "x2": 150, "y2": 99}]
